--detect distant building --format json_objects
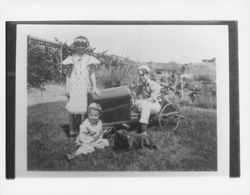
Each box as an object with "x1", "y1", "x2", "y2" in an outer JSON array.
[
  {"x1": 150, "y1": 61, "x2": 181, "y2": 81},
  {"x1": 202, "y1": 57, "x2": 216, "y2": 63},
  {"x1": 154, "y1": 68, "x2": 172, "y2": 80}
]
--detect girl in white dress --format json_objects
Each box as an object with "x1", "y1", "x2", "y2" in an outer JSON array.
[
  {"x1": 62, "y1": 36, "x2": 100, "y2": 136},
  {"x1": 66, "y1": 103, "x2": 109, "y2": 160}
]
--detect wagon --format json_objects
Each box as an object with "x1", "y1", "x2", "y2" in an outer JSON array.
[{"x1": 89, "y1": 85, "x2": 182, "y2": 142}]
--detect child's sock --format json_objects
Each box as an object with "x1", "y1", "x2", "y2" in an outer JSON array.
[{"x1": 75, "y1": 114, "x2": 82, "y2": 134}]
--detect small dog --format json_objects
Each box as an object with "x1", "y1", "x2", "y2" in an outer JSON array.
[
  {"x1": 114, "y1": 129, "x2": 157, "y2": 151},
  {"x1": 113, "y1": 129, "x2": 130, "y2": 151}
]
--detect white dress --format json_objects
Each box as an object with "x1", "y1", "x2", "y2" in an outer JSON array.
[
  {"x1": 74, "y1": 119, "x2": 109, "y2": 155},
  {"x1": 62, "y1": 54, "x2": 100, "y2": 114}
]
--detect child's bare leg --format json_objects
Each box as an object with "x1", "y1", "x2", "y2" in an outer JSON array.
[{"x1": 75, "y1": 114, "x2": 82, "y2": 135}]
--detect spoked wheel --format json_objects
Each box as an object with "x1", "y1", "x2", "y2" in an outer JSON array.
[
  {"x1": 158, "y1": 103, "x2": 180, "y2": 133},
  {"x1": 146, "y1": 103, "x2": 180, "y2": 144}
]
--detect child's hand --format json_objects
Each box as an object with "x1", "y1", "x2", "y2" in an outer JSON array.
[
  {"x1": 93, "y1": 88, "x2": 101, "y2": 96},
  {"x1": 75, "y1": 136, "x2": 82, "y2": 146},
  {"x1": 65, "y1": 92, "x2": 70, "y2": 100},
  {"x1": 91, "y1": 135, "x2": 100, "y2": 143},
  {"x1": 88, "y1": 132, "x2": 96, "y2": 136}
]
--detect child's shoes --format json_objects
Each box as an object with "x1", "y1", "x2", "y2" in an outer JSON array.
[{"x1": 69, "y1": 129, "x2": 75, "y2": 137}]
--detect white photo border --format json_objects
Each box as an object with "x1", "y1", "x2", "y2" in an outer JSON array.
[{"x1": 10, "y1": 21, "x2": 233, "y2": 177}]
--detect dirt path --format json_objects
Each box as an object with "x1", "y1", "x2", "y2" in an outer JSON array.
[{"x1": 28, "y1": 85, "x2": 67, "y2": 106}]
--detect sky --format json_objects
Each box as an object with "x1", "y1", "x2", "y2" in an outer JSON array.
[{"x1": 23, "y1": 24, "x2": 228, "y2": 64}]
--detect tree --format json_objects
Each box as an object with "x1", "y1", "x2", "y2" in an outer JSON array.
[{"x1": 27, "y1": 43, "x2": 61, "y2": 95}]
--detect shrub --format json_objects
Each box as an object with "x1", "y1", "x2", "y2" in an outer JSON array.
[
  {"x1": 179, "y1": 99, "x2": 192, "y2": 107},
  {"x1": 96, "y1": 59, "x2": 139, "y2": 89},
  {"x1": 193, "y1": 74, "x2": 212, "y2": 82},
  {"x1": 194, "y1": 95, "x2": 216, "y2": 109},
  {"x1": 27, "y1": 43, "x2": 62, "y2": 88}
]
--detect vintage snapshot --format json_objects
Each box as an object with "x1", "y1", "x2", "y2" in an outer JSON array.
[{"x1": 15, "y1": 23, "x2": 230, "y2": 174}]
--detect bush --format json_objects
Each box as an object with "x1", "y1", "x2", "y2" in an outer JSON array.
[
  {"x1": 96, "y1": 60, "x2": 139, "y2": 89},
  {"x1": 179, "y1": 99, "x2": 192, "y2": 107},
  {"x1": 193, "y1": 74, "x2": 212, "y2": 82},
  {"x1": 194, "y1": 96, "x2": 216, "y2": 109},
  {"x1": 96, "y1": 67, "x2": 121, "y2": 89},
  {"x1": 27, "y1": 43, "x2": 62, "y2": 88}
]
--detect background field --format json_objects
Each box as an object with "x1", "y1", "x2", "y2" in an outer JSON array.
[{"x1": 27, "y1": 100, "x2": 217, "y2": 171}]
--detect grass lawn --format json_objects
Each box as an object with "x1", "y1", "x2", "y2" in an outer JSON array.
[{"x1": 28, "y1": 101, "x2": 217, "y2": 171}]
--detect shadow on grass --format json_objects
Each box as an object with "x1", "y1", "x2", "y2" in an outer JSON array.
[{"x1": 60, "y1": 124, "x2": 71, "y2": 138}]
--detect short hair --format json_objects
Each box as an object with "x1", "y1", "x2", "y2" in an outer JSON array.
[{"x1": 137, "y1": 65, "x2": 150, "y2": 75}]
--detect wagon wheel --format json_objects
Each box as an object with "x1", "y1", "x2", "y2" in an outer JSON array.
[{"x1": 158, "y1": 103, "x2": 180, "y2": 133}]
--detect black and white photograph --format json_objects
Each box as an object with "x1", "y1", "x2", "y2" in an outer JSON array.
[
  {"x1": 13, "y1": 23, "x2": 230, "y2": 173},
  {"x1": 2, "y1": 0, "x2": 250, "y2": 194}
]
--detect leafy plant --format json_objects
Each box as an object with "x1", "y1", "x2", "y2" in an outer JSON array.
[
  {"x1": 193, "y1": 74, "x2": 212, "y2": 82},
  {"x1": 27, "y1": 42, "x2": 62, "y2": 92}
]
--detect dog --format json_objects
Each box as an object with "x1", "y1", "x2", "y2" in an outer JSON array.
[
  {"x1": 113, "y1": 129, "x2": 130, "y2": 151},
  {"x1": 114, "y1": 129, "x2": 157, "y2": 151}
]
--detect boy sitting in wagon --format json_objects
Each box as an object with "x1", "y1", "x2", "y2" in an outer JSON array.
[{"x1": 134, "y1": 65, "x2": 162, "y2": 135}]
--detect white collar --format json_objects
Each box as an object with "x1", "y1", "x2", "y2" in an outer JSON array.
[{"x1": 73, "y1": 54, "x2": 84, "y2": 62}]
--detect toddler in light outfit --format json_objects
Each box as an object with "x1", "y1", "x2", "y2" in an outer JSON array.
[{"x1": 66, "y1": 103, "x2": 109, "y2": 160}]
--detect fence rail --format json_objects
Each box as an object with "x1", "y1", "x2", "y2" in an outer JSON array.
[{"x1": 28, "y1": 35, "x2": 61, "y2": 49}]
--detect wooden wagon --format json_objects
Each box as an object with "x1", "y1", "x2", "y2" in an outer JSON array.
[{"x1": 89, "y1": 86, "x2": 182, "y2": 142}]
